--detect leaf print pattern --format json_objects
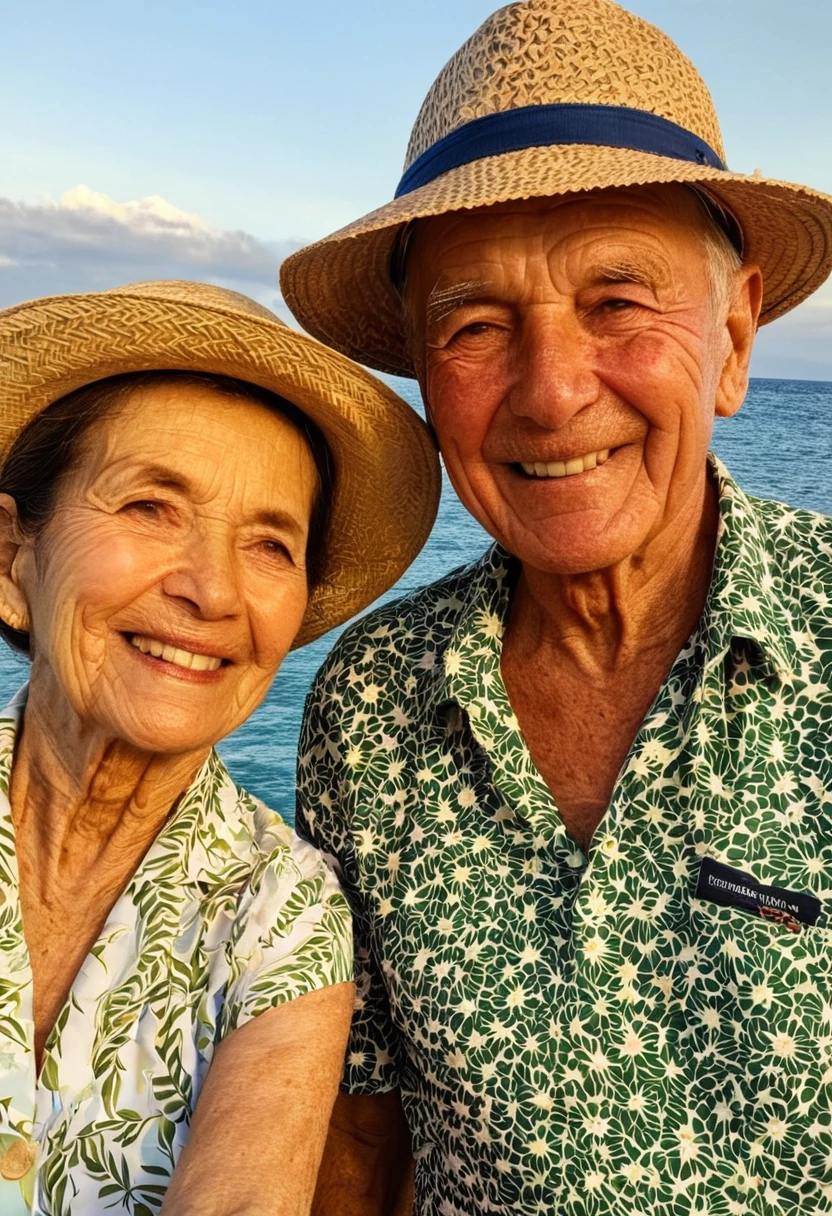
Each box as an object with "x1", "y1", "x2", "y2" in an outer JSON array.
[
  {"x1": 0, "y1": 691, "x2": 352, "y2": 1215},
  {"x1": 297, "y1": 458, "x2": 832, "y2": 1216}
]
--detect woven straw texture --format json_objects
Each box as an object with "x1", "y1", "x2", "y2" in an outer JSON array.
[
  {"x1": 0, "y1": 281, "x2": 440, "y2": 648},
  {"x1": 281, "y1": 0, "x2": 832, "y2": 378}
]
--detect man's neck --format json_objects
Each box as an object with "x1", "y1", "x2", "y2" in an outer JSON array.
[{"x1": 506, "y1": 474, "x2": 720, "y2": 676}]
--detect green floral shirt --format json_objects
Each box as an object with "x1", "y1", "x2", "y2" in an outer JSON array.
[
  {"x1": 297, "y1": 459, "x2": 832, "y2": 1216},
  {"x1": 0, "y1": 689, "x2": 352, "y2": 1216}
]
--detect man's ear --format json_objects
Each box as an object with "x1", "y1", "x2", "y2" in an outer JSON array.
[
  {"x1": 715, "y1": 264, "x2": 764, "y2": 419},
  {"x1": 0, "y1": 495, "x2": 32, "y2": 635}
]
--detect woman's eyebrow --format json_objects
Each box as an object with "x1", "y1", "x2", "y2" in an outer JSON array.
[
  {"x1": 116, "y1": 468, "x2": 308, "y2": 533},
  {"x1": 131, "y1": 463, "x2": 193, "y2": 492},
  {"x1": 89, "y1": 461, "x2": 193, "y2": 496},
  {"x1": 250, "y1": 508, "x2": 307, "y2": 536}
]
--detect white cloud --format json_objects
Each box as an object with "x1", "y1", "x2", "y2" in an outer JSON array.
[
  {"x1": 0, "y1": 186, "x2": 299, "y2": 318},
  {"x1": 58, "y1": 186, "x2": 210, "y2": 234}
]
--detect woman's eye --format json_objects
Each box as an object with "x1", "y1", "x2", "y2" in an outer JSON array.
[
  {"x1": 258, "y1": 539, "x2": 292, "y2": 560},
  {"x1": 123, "y1": 500, "x2": 163, "y2": 515}
]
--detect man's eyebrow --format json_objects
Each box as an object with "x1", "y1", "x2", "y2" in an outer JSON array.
[
  {"x1": 425, "y1": 279, "x2": 490, "y2": 326},
  {"x1": 588, "y1": 258, "x2": 671, "y2": 290}
]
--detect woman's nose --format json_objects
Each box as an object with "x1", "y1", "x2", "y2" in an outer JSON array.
[
  {"x1": 507, "y1": 309, "x2": 600, "y2": 428},
  {"x1": 161, "y1": 527, "x2": 243, "y2": 620}
]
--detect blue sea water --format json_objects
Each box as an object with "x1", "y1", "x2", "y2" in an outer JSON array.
[{"x1": 0, "y1": 378, "x2": 829, "y2": 825}]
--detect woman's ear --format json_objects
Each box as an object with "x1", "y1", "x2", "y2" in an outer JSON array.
[{"x1": 0, "y1": 495, "x2": 31, "y2": 635}]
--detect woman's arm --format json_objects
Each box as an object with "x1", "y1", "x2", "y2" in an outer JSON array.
[
  {"x1": 160, "y1": 981, "x2": 354, "y2": 1216},
  {"x1": 312, "y1": 1089, "x2": 414, "y2": 1216}
]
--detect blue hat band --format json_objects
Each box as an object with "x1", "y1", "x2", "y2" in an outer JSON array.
[{"x1": 395, "y1": 102, "x2": 726, "y2": 199}]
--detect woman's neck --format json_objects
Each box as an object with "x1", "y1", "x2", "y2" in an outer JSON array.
[{"x1": 9, "y1": 680, "x2": 209, "y2": 898}]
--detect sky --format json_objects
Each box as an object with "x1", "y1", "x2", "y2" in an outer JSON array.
[{"x1": 1, "y1": 0, "x2": 831, "y2": 379}]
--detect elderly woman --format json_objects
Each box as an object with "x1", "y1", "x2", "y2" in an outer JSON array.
[{"x1": 0, "y1": 280, "x2": 439, "y2": 1215}]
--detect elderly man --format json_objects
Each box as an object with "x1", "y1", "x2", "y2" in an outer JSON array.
[{"x1": 282, "y1": 0, "x2": 832, "y2": 1212}]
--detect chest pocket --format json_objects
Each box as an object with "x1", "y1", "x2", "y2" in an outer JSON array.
[{"x1": 685, "y1": 896, "x2": 832, "y2": 1107}]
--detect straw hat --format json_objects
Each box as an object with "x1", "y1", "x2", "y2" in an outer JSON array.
[
  {"x1": 281, "y1": 0, "x2": 832, "y2": 378},
  {"x1": 0, "y1": 280, "x2": 440, "y2": 648}
]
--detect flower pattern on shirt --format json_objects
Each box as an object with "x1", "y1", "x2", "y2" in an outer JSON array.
[
  {"x1": 0, "y1": 690, "x2": 352, "y2": 1216},
  {"x1": 297, "y1": 459, "x2": 832, "y2": 1216}
]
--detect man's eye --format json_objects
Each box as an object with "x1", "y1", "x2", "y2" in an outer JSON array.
[
  {"x1": 453, "y1": 321, "x2": 497, "y2": 340},
  {"x1": 601, "y1": 298, "x2": 635, "y2": 311}
]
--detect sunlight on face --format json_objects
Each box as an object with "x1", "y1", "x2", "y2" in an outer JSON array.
[
  {"x1": 406, "y1": 185, "x2": 754, "y2": 576},
  {"x1": 19, "y1": 383, "x2": 317, "y2": 754}
]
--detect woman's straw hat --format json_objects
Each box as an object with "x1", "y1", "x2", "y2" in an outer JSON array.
[
  {"x1": 0, "y1": 280, "x2": 440, "y2": 648},
  {"x1": 281, "y1": 0, "x2": 832, "y2": 378}
]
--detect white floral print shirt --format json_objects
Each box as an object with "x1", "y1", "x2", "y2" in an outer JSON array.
[
  {"x1": 0, "y1": 688, "x2": 352, "y2": 1215},
  {"x1": 298, "y1": 460, "x2": 832, "y2": 1216}
]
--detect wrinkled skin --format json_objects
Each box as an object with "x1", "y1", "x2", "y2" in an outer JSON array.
[
  {"x1": 1, "y1": 383, "x2": 316, "y2": 759},
  {"x1": 402, "y1": 184, "x2": 763, "y2": 847},
  {"x1": 405, "y1": 185, "x2": 761, "y2": 579},
  {"x1": 0, "y1": 383, "x2": 319, "y2": 1073},
  {"x1": 311, "y1": 188, "x2": 766, "y2": 1216},
  {"x1": 0, "y1": 383, "x2": 358, "y2": 1216}
]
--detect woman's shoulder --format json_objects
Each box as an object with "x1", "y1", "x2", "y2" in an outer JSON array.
[
  {"x1": 192, "y1": 750, "x2": 340, "y2": 883},
  {"x1": 178, "y1": 754, "x2": 351, "y2": 1023},
  {"x1": 192, "y1": 763, "x2": 352, "y2": 1035},
  {"x1": 237, "y1": 784, "x2": 344, "y2": 892}
]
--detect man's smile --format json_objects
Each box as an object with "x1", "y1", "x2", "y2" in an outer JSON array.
[{"x1": 517, "y1": 448, "x2": 612, "y2": 479}]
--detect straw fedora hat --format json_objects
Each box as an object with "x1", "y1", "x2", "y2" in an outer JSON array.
[
  {"x1": 281, "y1": 0, "x2": 832, "y2": 379},
  {"x1": 0, "y1": 280, "x2": 440, "y2": 648}
]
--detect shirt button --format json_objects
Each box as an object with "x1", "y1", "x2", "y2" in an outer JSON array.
[
  {"x1": 601, "y1": 836, "x2": 618, "y2": 854},
  {"x1": 0, "y1": 1137, "x2": 37, "y2": 1180}
]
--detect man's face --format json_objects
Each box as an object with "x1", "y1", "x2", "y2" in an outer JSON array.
[{"x1": 405, "y1": 186, "x2": 760, "y2": 575}]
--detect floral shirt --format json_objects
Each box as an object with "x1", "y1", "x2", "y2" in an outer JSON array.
[
  {"x1": 0, "y1": 689, "x2": 352, "y2": 1216},
  {"x1": 297, "y1": 459, "x2": 832, "y2": 1216}
]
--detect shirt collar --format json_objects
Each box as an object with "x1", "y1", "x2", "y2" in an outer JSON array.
[
  {"x1": 704, "y1": 455, "x2": 798, "y2": 680},
  {"x1": 436, "y1": 454, "x2": 798, "y2": 709}
]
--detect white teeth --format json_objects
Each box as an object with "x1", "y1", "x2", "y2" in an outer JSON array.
[
  {"x1": 520, "y1": 449, "x2": 611, "y2": 479},
  {"x1": 129, "y1": 635, "x2": 222, "y2": 672}
]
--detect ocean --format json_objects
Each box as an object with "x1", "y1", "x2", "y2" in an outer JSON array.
[{"x1": 1, "y1": 377, "x2": 829, "y2": 825}]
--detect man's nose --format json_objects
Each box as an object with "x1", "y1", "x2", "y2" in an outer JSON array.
[
  {"x1": 507, "y1": 308, "x2": 600, "y2": 429},
  {"x1": 161, "y1": 525, "x2": 243, "y2": 620}
]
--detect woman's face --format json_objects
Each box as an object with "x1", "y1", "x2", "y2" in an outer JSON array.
[{"x1": 15, "y1": 382, "x2": 318, "y2": 754}]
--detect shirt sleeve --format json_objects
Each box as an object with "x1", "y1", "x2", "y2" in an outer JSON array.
[
  {"x1": 295, "y1": 654, "x2": 405, "y2": 1095},
  {"x1": 219, "y1": 824, "x2": 354, "y2": 1037}
]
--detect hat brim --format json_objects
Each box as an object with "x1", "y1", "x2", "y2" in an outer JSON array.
[
  {"x1": 280, "y1": 145, "x2": 832, "y2": 378},
  {"x1": 0, "y1": 288, "x2": 440, "y2": 648}
]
